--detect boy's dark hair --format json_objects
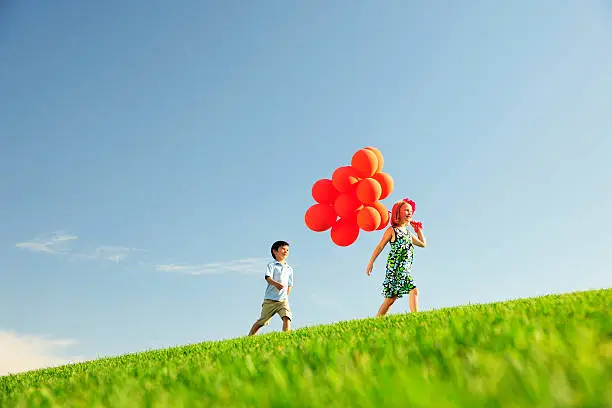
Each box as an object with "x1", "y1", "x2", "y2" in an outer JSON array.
[{"x1": 271, "y1": 240, "x2": 290, "y2": 260}]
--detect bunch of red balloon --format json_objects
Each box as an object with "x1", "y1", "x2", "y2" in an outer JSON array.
[{"x1": 304, "y1": 146, "x2": 394, "y2": 247}]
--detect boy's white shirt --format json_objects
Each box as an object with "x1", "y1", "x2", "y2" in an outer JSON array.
[{"x1": 263, "y1": 260, "x2": 294, "y2": 301}]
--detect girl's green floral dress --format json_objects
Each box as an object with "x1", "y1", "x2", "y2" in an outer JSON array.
[{"x1": 382, "y1": 227, "x2": 416, "y2": 298}]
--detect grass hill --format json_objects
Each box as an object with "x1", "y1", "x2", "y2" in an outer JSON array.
[{"x1": 1, "y1": 288, "x2": 610, "y2": 407}]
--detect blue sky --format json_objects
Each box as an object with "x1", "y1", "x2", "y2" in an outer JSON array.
[{"x1": 1, "y1": 0, "x2": 611, "y2": 374}]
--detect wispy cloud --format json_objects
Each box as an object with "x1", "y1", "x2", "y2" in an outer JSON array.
[
  {"x1": 15, "y1": 232, "x2": 144, "y2": 265},
  {"x1": 0, "y1": 330, "x2": 85, "y2": 376},
  {"x1": 80, "y1": 246, "x2": 147, "y2": 263},
  {"x1": 15, "y1": 231, "x2": 79, "y2": 254},
  {"x1": 156, "y1": 257, "x2": 269, "y2": 276},
  {"x1": 15, "y1": 231, "x2": 268, "y2": 277}
]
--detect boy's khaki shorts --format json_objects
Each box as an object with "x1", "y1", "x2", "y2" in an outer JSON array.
[{"x1": 255, "y1": 299, "x2": 292, "y2": 326}]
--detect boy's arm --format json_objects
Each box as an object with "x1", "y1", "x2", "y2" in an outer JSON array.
[
  {"x1": 265, "y1": 276, "x2": 284, "y2": 290},
  {"x1": 265, "y1": 263, "x2": 284, "y2": 290},
  {"x1": 286, "y1": 269, "x2": 294, "y2": 297}
]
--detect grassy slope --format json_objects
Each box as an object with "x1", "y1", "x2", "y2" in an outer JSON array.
[{"x1": 1, "y1": 288, "x2": 610, "y2": 407}]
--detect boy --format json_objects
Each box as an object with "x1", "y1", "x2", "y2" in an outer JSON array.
[{"x1": 248, "y1": 240, "x2": 294, "y2": 336}]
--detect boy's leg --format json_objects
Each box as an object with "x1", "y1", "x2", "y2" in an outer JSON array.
[
  {"x1": 282, "y1": 317, "x2": 291, "y2": 332},
  {"x1": 248, "y1": 300, "x2": 276, "y2": 336},
  {"x1": 248, "y1": 322, "x2": 263, "y2": 336},
  {"x1": 277, "y1": 300, "x2": 292, "y2": 332},
  {"x1": 376, "y1": 296, "x2": 397, "y2": 317},
  {"x1": 408, "y1": 287, "x2": 419, "y2": 312}
]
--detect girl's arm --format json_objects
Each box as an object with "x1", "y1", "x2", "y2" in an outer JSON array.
[
  {"x1": 366, "y1": 227, "x2": 393, "y2": 275},
  {"x1": 411, "y1": 228, "x2": 426, "y2": 248}
]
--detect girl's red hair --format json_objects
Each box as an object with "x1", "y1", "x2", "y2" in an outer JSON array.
[
  {"x1": 390, "y1": 201, "x2": 408, "y2": 227},
  {"x1": 390, "y1": 198, "x2": 416, "y2": 227}
]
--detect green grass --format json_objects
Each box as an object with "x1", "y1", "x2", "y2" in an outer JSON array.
[{"x1": 1, "y1": 289, "x2": 610, "y2": 407}]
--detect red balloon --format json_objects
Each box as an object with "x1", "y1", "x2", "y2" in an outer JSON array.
[
  {"x1": 365, "y1": 146, "x2": 384, "y2": 173},
  {"x1": 312, "y1": 179, "x2": 340, "y2": 205},
  {"x1": 330, "y1": 217, "x2": 360, "y2": 247},
  {"x1": 342, "y1": 208, "x2": 359, "y2": 224},
  {"x1": 357, "y1": 206, "x2": 382, "y2": 232},
  {"x1": 334, "y1": 191, "x2": 363, "y2": 218},
  {"x1": 332, "y1": 166, "x2": 360, "y2": 193},
  {"x1": 351, "y1": 148, "x2": 378, "y2": 178},
  {"x1": 372, "y1": 172, "x2": 394, "y2": 200},
  {"x1": 355, "y1": 178, "x2": 382, "y2": 204},
  {"x1": 304, "y1": 203, "x2": 337, "y2": 232},
  {"x1": 372, "y1": 201, "x2": 389, "y2": 230}
]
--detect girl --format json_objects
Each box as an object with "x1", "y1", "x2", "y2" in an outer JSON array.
[{"x1": 366, "y1": 198, "x2": 426, "y2": 317}]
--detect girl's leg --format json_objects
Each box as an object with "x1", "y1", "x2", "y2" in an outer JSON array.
[
  {"x1": 408, "y1": 288, "x2": 419, "y2": 312},
  {"x1": 376, "y1": 296, "x2": 397, "y2": 317}
]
